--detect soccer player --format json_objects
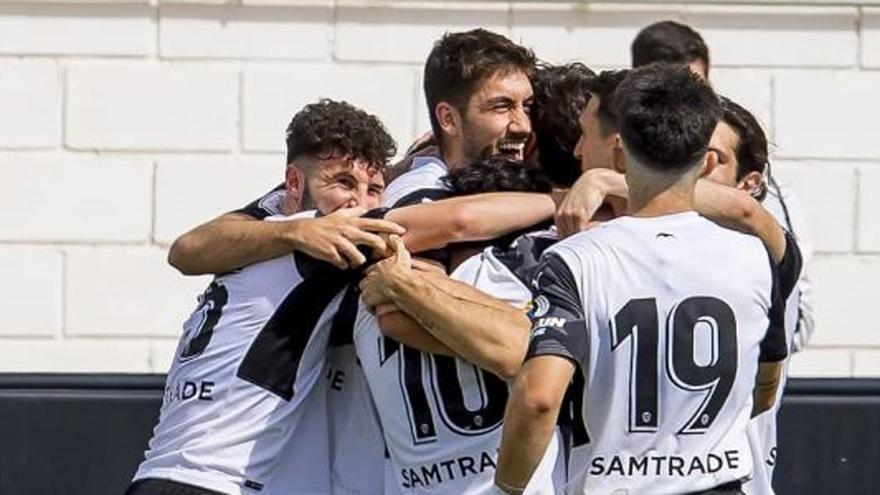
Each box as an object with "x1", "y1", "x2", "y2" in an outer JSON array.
[
  {"x1": 495, "y1": 65, "x2": 801, "y2": 494},
  {"x1": 355, "y1": 157, "x2": 564, "y2": 494},
  {"x1": 127, "y1": 100, "x2": 401, "y2": 495},
  {"x1": 630, "y1": 19, "x2": 816, "y2": 355},
  {"x1": 382, "y1": 28, "x2": 536, "y2": 207},
  {"x1": 704, "y1": 97, "x2": 802, "y2": 495},
  {"x1": 631, "y1": 20, "x2": 710, "y2": 79},
  {"x1": 529, "y1": 62, "x2": 595, "y2": 187}
]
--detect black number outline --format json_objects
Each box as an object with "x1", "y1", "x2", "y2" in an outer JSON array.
[{"x1": 179, "y1": 281, "x2": 228, "y2": 361}]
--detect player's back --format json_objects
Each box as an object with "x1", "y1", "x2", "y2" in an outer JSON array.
[
  {"x1": 354, "y1": 233, "x2": 562, "y2": 495},
  {"x1": 135, "y1": 212, "x2": 347, "y2": 495},
  {"x1": 544, "y1": 212, "x2": 780, "y2": 494}
]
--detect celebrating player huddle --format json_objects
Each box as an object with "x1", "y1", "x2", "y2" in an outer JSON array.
[{"x1": 128, "y1": 22, "x2": 807, "y2": 495}]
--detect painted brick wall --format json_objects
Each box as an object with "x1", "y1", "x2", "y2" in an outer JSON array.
[{"x1": 0, "y1": 1, "x2": 876, "y2": 377}]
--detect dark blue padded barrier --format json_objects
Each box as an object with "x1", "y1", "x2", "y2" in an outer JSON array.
[{"x1": 0, "y1": 375, "x2": 877, "y2": 494}]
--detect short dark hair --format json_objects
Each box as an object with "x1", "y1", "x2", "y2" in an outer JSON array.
[
  {"x1": 424, "y1": 29, "x2": 536, "y2": 146},
  {"x1": 613, "y1": 64, "x2": 720, "y2": 172},
  {"x1": 719, "y1": 96, "x2": 769, "y2": 199},
  {"x1": 631, "y1": 21, "x2": 710, "y2": 75},
  {"x1": 443, "y1": 156, "x2": 552, "y2": 195},
  {"x1": 530, "y1": 62, "x2": 595, "y2": 187},
  {"x1": 286, "y1": 99, "x2": 396, "y2": 169},
  {"x1": 584, "y1": 69, "x2": 630, "y2": 137}
]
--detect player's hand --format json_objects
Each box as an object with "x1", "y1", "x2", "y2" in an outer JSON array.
[
  {"x1": 360, "y1": 235, "x2": 412, "y2": 309},
  {"x1": 555, "y1": 169, "x2": 628, "y2": 238},
  {"x1": 290, "y1": 207, "x2": 405, "y2": 269}
]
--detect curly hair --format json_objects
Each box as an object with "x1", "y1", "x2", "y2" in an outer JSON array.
[
  {"x1": 531, "y1": 62, "x2": 595, "y2": 187},
  {"x1": 613, "y1": 63, "x2": 720, "y2": 172},
  {"x1": 424, "y1": 29, "x2": 536, "y2": 146},
  {"x1": 285, "y1": 99, "x2": 397, "y2": 169},
  {"x1": 443, "y1": 156, "x2": 552, "y2": 195}
]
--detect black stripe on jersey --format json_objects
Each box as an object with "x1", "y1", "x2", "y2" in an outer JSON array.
[
  {"x1": 231, "y1": 183, "x2": 285, "y2": 220},
  {"x1": 526, "y1": 253, "x2": 589, "y2": 365},
  {"x1": 760, "y1": 250, "x2": 790, "y2": 364},
  {"x1": 778, "y1": 230, "x2": 803, "y2": 300},
  {"x1": 491, "y1": 231, "x2": 557, "y2": 288},
  {"x1": 236, "y1": 269, "x2": 350, "y2": 401},
  {"x1": 329, "y1": 286, "x2": 359, "y2": 348}
]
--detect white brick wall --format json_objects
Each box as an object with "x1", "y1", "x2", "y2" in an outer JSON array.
[
  {"x1": 0, "y1": 157, "x2": 153, "y2": 242},
  {"x1": 0, "y1": 61, "x2": 61, "y2": 149},
  {"x1": 66, "y1": 64, "x2": 238, "y2": 151},
  {"x1": 0, "y1": 1, "x2": 876, "y2": 376}
]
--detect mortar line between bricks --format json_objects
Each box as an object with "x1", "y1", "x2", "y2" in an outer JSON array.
[
  {"x1": 150, "y1": 160, "x2": 159, "y2": 246},
  {"x1": 854, "y1": 166, "x2": 862, "y2": 252},
  {"x1": 59, "y1": 248, "x2": 68, "y2": 341},
  {"x1": 857, "y1": 6, "x2": 865, "y2": 69}
]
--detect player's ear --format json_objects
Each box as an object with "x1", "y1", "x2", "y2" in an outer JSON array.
[
  {"x1": 285, "y1": 163, "x2": 306, "y2": 208},
  {"x1": 435, "y1": 102, "x2": 462, "y2": 139},
  {"x1": 738, "y1": 170, "x2": 764, "y2": 196},
  {"x1": 700, "y1": 150, "x2": 717, "y2": 178},
  {"x1": 611, "y1": 136, "x2": 625, "y2": 173}
]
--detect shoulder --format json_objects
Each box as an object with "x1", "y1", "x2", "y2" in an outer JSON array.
[{"x1": 382, "y1": 157, "x2": 449, "y2": 207}]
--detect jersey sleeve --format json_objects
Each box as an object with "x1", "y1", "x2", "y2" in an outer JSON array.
[
  {"x1": 525, "y1": 252, "x2": 589, "y2": 366},
  {"x1": 231, "y1": 183, "x2": 286, "y2": 220},
  {"x1": 760, "y1": 253, "x2": 791, "y2": 363},
  {"x1": 777, "y1": 230, "x2": 803, "y2": 300}
]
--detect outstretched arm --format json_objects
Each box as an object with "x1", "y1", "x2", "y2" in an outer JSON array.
[
  {"x1": 387, "y1": 191, "x2": 557, "y2": 253},
  {"x1": 168, "y1": 207, "x2": 405, "y2": 275},
  {"x1": 695, "y1": 180, "x2": 787, "y2": 263}
]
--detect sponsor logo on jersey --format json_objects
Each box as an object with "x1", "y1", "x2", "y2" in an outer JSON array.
[
  {"x1": 531, "y1": 295, "x2": 550, "y2": 318},
  {"x1": 588, "y1": 450, "x2": 742, "y2": 478},
  {"x1": 536, "y1": 316, "x2": 566, "y2": 328},
  {"x1": 400, "y1": 450, "x2": 497, "y2": 489}
]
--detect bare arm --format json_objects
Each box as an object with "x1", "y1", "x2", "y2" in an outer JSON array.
[
  {"x1": 495, "y1": 356, "x2": 574, "y2": 494},
  {"x1": 752, "y1": 361, "x2": 784, "y2": 417},
  {"x1": 695, "y1": 180, "x2": 786, "y2": 263},
  {"x1": 554, "y1": 168, "x2": 629, "y2": 238},
  {"x1": 387, "y1": 192, "x2": 557, "y2": 253},
  {"x1": 359, "y1": 237, "x2": 530, "y2": 380},
  {"x1": 374, "y1": 303, "x2": 457, "y2": 357},
  {"x1": 168, "y1": 207, "x2": 405, "y2": 275}
]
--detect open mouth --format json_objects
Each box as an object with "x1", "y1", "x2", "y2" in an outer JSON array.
[{"x1": 497, "y1": 141, "x2": 526, "y2": 160}]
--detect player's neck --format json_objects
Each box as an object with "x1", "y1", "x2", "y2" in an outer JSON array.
[{"x1": 627, "y1": 180, "x2": 696, "y2": 218}]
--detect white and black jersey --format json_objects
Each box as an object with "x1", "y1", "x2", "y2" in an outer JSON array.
[
  {"x1": 382, "y1": 156, "x2": 449, "y2": 208},
  {"x1": 353, "y1": 231, "x2": 564, "y2": 495},
  {"x1": 135, "y1": 210, "x2": 353, "y2": 495},
  {"x1": 527, "y1": 212, "x2": 800, "y2": 494},
  {"x1": 744, "y1": 234, "x2": 802, "y2": 495}
]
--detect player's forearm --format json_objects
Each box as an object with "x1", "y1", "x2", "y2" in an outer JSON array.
[
  {"x1": 168, "y1": 214, "x2": 299, "y2": 275},
  {"x1": 377, "y1": 308, "x2": 457, "y2": 357},
  {"x1": 695, "y1": 180, "x2": 786, "y2": 262},
  {"x1": 386, "y1": 273, "x2": 529, "y2": 380},
  {"x1": 752, "y1": 361, "x2": 784, "y2": 417},
  {"x1": 495, "y1": 373, "x2": 562, "y2": 493},
  {"x1": 390, "y1": 192, "x2": 555, "y2": 253}
]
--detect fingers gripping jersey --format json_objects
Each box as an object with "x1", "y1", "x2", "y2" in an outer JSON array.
[
  {"x1": 353, "y1": 234, "x2": 562, "y2": 495},
  {"x1": 527, "y1": 213, "x2": 793, "y2": 495},
  {"x1": 135, "y1": 211, "x2": 351, "y2": 495}
]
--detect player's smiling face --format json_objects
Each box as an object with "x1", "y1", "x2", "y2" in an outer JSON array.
[
  {"x1": 459, "y1": 70, "x2": 533, "y2": 164},
  {"x1": 303, "y1": 156, "x2": 385, "y2": 214}
]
